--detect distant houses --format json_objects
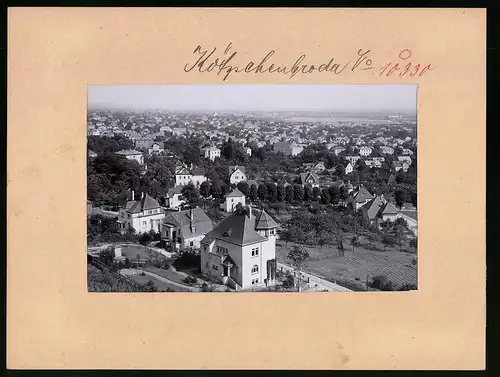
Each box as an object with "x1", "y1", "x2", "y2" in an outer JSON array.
[
  {"x1": 115, "y1": 149, "x2": 144, "y2": 165},
  {"x1": 273, "y1": 141, "x2": 303, "y2": 156},
  {"x1": 134, "y1": 140, "x2": 165, "y2": 155},
  {"x1": 88, "y1": 150, "x2": 97, "y2": 159},
  {"x1": 200, "y1": 146, "x2": 221, "y2": 161}
]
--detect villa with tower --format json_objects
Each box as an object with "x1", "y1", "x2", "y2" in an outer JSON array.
[{"x1": 200, "y1": 206, "x2": 278, "y2": 290}]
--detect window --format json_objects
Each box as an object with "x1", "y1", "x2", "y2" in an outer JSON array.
[
  {"x1": 190, "y1": 241, "x2": 194, "y2": 247},
  {"x1": 252, "y1": 278, "x2": 259, "y2": 285},
  {"x1": 142, "y1": 221, "x2": 146, "y2": 226},
  {"x1": 251, "y1": 265, "x2": 259, "y2": 274},
  {"x1": 212, "y1": 264, "x2": 218, "y2": 271},
  {"x1": 251, "y1": 248, "x2": 259, "y2": 257}
]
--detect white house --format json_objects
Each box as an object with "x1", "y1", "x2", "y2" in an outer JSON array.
[
  {"x1": 298, "y1": 172, "x2": 320, "y2": 188},
  {"x1": 161, "y1": 208, "x2": 214, "y2": 251},
  {"x1": 117, "y1": 192, "x2": 164, "y2": 234},
  {"x1": 229, "y1": 165, "x2": 247, "y2": 185},
  {"x1": 200, "y1": 146, "x2": 221, "y2": 161},
  {"x1": 245, "y1": 147, "x2": 252, "y2": 156},
  {"x1": 397, "y1": 156, "x2": 412, "y2": 165},
  {"x1": 175, "y1": 166, "x2": 207, "y2": 187},
  {"x1": 115, "y1": 150, "x2": 144, "y2": 165},
  {"x1": 165, "y1": 185, "x2": 185, "y2": 210},
  {"x1": 380, "y1": 146, "x2": 395, "y2": 155},
  {"x1": 345, "y1": 162, "x2": 354, "y2": 175},
  {"x1": 345, "y1": 155, "x2": 361, "y2": 165},
  {"x1": 359, "y1": 146, "x2": 373, "y2": 156},
  {"x1": 88, "y1": 150, "x2": 97, "y2": 159},
  {"x1": 222, "y1": 188, "x2": 246, "y2": 212},
  {"x1": 200, "y1": 207, "x2": 278, "y2": 290}
]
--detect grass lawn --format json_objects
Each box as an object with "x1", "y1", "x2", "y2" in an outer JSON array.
[
  {"x1": 143, "y1": 265, "x2": 191, "y2": 285},
  {"x1": 276, "y1": 236, "x2": 417, "y2": 290},
  {"x1": 120, "y1": 244, "x2": 164, "y2": 261}
]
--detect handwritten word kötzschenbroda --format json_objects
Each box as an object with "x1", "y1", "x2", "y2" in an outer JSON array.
[{"x1": 184, "y1": 44, "x2": 434, "y2": 81}]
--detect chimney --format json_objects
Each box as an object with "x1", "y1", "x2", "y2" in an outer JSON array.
[
  {"x1": 248, "y1": 205, "x2": 252, "y2": 219},
  {"x1": 131, "y1": 190, "x2": 135, "y2": 201},
  {"x1": 141, "y1": 192, "x2": 145, "y2": 199}
]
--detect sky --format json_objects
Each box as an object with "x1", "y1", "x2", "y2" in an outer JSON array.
[{"x1": 88, "y1": 84, "x2": 417, "y2": 112}]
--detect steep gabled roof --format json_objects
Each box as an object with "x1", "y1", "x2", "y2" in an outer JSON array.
[
  {"x1": 190, "y1": 167, "x2": 206, "y2": 176},
  {"x1": 125, "y1": 193, "x2": 161, "y2": 213},
  {"x1": 229, "y1": 165, "x2": 246, "y2": 175},
  {"x1": 380, "y1": 202, "x2": 399, "y2": 215},
  {"x1": 166, "y1": 185, "x2": 183, "y2": 198},
  {"x1": 225, "y1": 188, "x2": 245, "y2": 198},
  {"x1": 163, "y1": 208, "x2": 213, "y2": 239},
  {"x1": 201, "y1": 211, "x2": 266, "y2": 246},
  {"x1": 255, "y1": 209, "x2": 278, "y2": 230},
  {"x1": 361, "y1": 196, "x2": 385, "y2": 220},
  {"x1": 352, "y1": 186, "x2": 374, "y2": 203},
  {"x1": 116, "y1": 149, "x2": 142, "y2": 156}
]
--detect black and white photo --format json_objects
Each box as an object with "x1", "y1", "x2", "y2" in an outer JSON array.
[{"x1": 87, "y1": 84, "x2": 418, "y2": 292}]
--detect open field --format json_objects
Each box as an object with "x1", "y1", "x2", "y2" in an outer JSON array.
[{"x1": 276, "y1": 238, "x2": 417, "y2": 290}]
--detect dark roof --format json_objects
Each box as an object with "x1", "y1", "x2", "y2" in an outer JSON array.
[
  {"x1": 116, "y1": 149, "x2": 142, "y2": 156},
  {"x1": 125, "y1": 193, "x2": 161, "y2": 213},
  {"x1": 163, "y1": 208, "x2": 213, "y2": 239},
  {"x1": 222, "y1": 255, "x2": 236, "y2": 266},
  {"x1": 229, "y1": 165, "x2": 246, "y2": 175},
  {"x1": 225, "y1": 188, "x2": 245, "y2": 198},
  {"x1": 361, "y1": 196, "x2": 385, "y2": 220},
  {"x1": 299, "y1": 172, "x2": 320, "y2": 184},
  {"x1": 400, "y1": 210, "x2": 417, "y2": 221},
  {"x1": 190, "y1": 167, "x2": 206, "y2": 176},
  {"x1": 201, "y1": 211, "x2": 267, "y2": 246},
  {"x1": 351, "y1": 186, "x2": 374, "y2": 203},
  {"x1": 380, "y1": 202, "x2": 399, "y2": 215},
  {"x1": 255, "y1": 209, "x2": 279, "y2": 229},
  {"x1": 166, "y1": 185, "x2": 183, "y2": 197}
]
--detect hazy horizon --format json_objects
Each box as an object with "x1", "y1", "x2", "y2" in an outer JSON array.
[{"x1": 88, "y1": 84, "x2": 417, "y2": 113}]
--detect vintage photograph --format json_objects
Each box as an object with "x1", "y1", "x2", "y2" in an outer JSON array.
[{"x1": 87, "y1": 84, "x2": 417, "y2": 292}]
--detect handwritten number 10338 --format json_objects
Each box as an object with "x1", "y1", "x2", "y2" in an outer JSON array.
[{"x1": 379, "y1": 49, "x2": 434, "y2": 77}]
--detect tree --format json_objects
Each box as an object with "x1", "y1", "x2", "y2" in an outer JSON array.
[
  {"x1": 365, "y1": 233, "x2": 380, "y2": 250},
  {"x1": 312, "y1": 186, "x2": 321, "y2": 201},
  {"x1": 181, "y1": 182, "x2": 201, "y2": 208},
  {"x1": 237, "y1": 181, "x2": 250, "y2": 197},
  {"x1": 277, "y1": 185, "x2": 285, "y2": 202},
  {"x1": 293, "y1": 184, "x2": 304, "y2": 203},
  {"x1": 285, "y1": 185, "x2": 294, "y2": 203},
  {"x1": 303, "y1": 185, "x2": 312, "y2": 202},
  {"x1": 199, "y1": 181, "x2": 211, "y2": 198},
  {"x1": 350, "y1": 235, "x2": 360, "y2": 251},
  {"x1": 382, "y1": 233, "x2": 396, "y2": 251},
  {"x1": 221, "y1": 139, "x2": 234, "y2": 160},
  {"x1": 266, "y1": 183, "x2": 277, "y2": 202},
  {"x1": 249, "y1": 184, "x2": 259, "y2": 202},
  {"x1": 394, "y1": 190, "x2": 406, "y2": 209},
  {"x1": 395, "y1": 224, "x2": 406, "y2": 251},
  {"x1": 256, "y1": 147, "x2": 267, "y2": 162},
  {"x1": 287, "y1": 245, "x2": 310, "y2": 292},
  {"x1": 99, "y1": 246, "x2": 115, "y2": 265},
  {"x1": 320, "y1": 187, "x2": 331, "y2": 205},
  {"x1": 328, "y1": 185, "x2": 341, "y2": 205},
  {"x1": 209, "y1": 180, "x2": 222, "y2": 199},
  {"x1": 257, "y1": 183, "x2": 268, "y2": 201},
  {"x1": 409, "y1": 237, "x2": 418, "y2": 249}
]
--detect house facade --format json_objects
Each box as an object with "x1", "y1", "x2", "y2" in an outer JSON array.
[
  {"x1": 359, "y1": 146, "x2": 373, "y2": 156},
  {"x1": 345, "y1": 162, "x2": 354, "y2": 175},
  {"x1": 299, "y1": 172, "x2": 320, "y2": 188},
  {"x1": 165, "y1": 185, "x2": 185, "y2": 210},
  {"x1": 222, "y1": 188, "x2": 246, "y2": 212},
  {"x1": 175, "y1": 166, "x2": 207, "y2": 187},
  {"x1": 115, "y1": 150, "x2": 144, "y2": 165},
  {"x1": 200, "y1": 147, "x2": 221, "y2": 161},
  {"x1": 161, "y1": 208, "x2": 214, "y2": 251},
  {"x1": 200, "y1": 207, "x2": 278, "y2": 290},
  {"x1": 117, "y1": 192, "x2": 165, "y2": 234},
  {"x1": 229, "y1": 165, "x2": 247, "y2": 185}
]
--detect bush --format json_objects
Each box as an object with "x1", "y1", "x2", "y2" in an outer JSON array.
[
  {"x1": 282, "y1": 272, "x2": 295, "y2": 288},
  {"x1": 399, "y1": 283, "x2": 417, "y2": 291},
  {"x1": 201, "y1": 282, "x2": 215, "y2": 292},
  {"x1": 369, "y1": 275, "x2": 395, "y2": 291},
  {"x1": 183, "y1": 275, "x2": 197, "y2": 285},
  {"x1": 139, "y1": 232, "x2": 152, "y2": 245}
]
